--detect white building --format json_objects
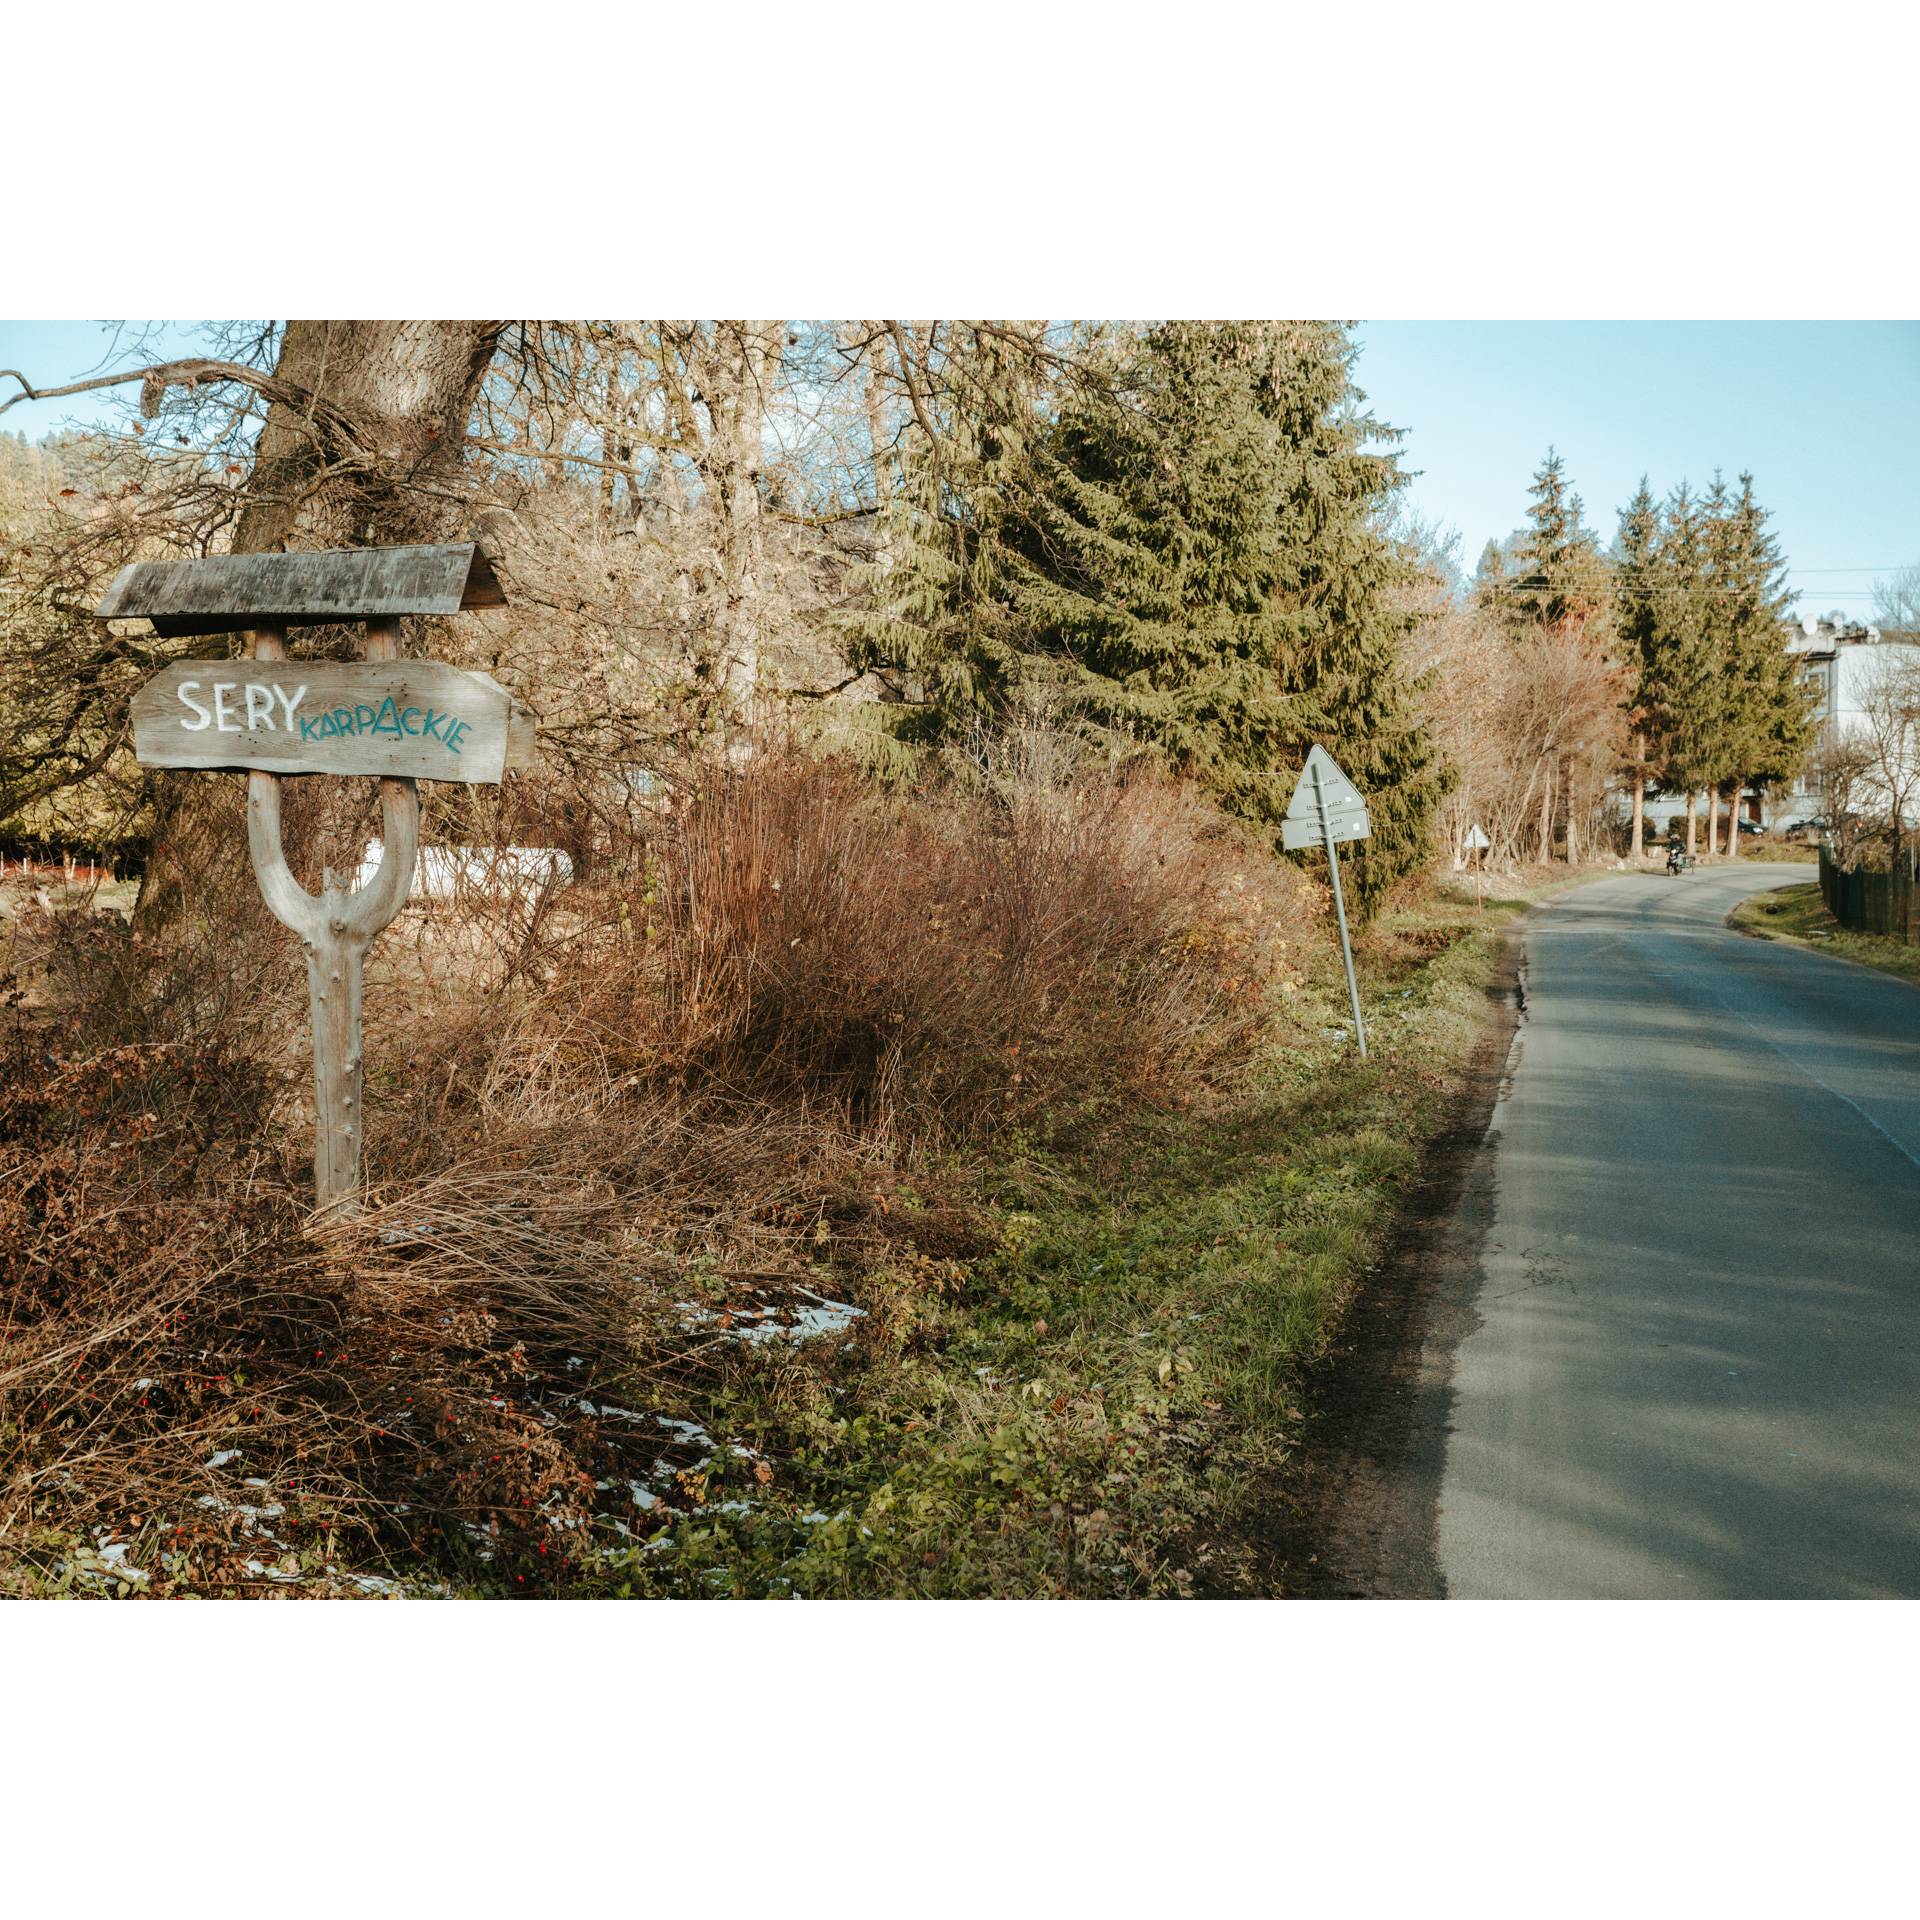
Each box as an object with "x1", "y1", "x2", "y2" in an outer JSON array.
[
  {"x1": 1632, "y1": 617, "x2": 1918, "y2": 838},
  {"x1": 1772, "y1": 616, "x2": 1920, "y2": 830}
]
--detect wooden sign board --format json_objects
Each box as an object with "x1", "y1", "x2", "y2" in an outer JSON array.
[
  {"x1": 98, "y1": 539, "x2": 532, "y2": 1217},
  {"x1": 96, "y1": 542, "x2": 505, "y2": 639},
  {"x1": 130, "y1": 661, "x2": 535, "y2": 783}
]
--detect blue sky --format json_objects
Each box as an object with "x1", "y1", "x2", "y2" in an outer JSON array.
[
  {"x1": 1352, "y1": 322, "x2": 1920, "y2": 624},
  {"x1": 1, "y1": 321, "x2": 211, "y2": 432},
  {"x1": 8, "y1": 318, "x2": 1918, "y2": 625}
]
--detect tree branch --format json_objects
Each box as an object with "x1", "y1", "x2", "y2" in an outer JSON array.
[
  {"x1": 0, "y1": 358, "x2": 370, "y2": 450},
  {"x1": 888, "y1": 323, "x2": 939, "y2": 449}
]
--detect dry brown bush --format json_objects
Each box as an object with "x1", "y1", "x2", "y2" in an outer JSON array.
[{"x1": 626, "y1": 752, "x2": 1304, "y2": 1136}]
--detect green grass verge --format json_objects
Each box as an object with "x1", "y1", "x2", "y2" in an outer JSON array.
[
  {"x1": 1728, "y1": 881, "x2": 1920, "y2": 989},
  {"x1": 579, "y1": 889, "x2": 1521, "y2": 1599}
]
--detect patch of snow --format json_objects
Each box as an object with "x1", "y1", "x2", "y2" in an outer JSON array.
[
  {"x1": 573, "y1": 1398, "x2": 651, "y2": 1423},
  {"x1": 326, "y1": 1569, "x2": 425, "y2": 1597},
  {"x1": 673, "y1": 1284, "x2": 864, "y2": 1348},
  {"x1": 787, "y1": 1284, "x2": 865, "y2": 1341},
  {"x1": 207, "y1": 1449, "x2": 242, "y2": 1468},
  {"x1": 196, "y1": 1492, "x2": 283, "y2": 1524}
]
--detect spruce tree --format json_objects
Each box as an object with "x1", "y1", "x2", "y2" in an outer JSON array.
[
  {"x1": 843, "y1": 321, "x2": 1448, "y2": 917},
  {"x1": 1477, "y1": 449, "x2": 1616, "y2": 862},
  {"x1": 1709, "y1": 471, "x2": 1815, "y2": 851},
  {"x1": 836, "y1": 324, "x2": 1050, "y2": 756},
  {"x1": 1005, "y1": 320, "x2": 1449, "y2": 916},
  {"x1": 1509, "y1": 449, "x2": 1609, "y2": 634},
  {"x1": 1614, "y1": 477, "x2": 1662, "y2": 853},
  {"x1": 1644, "y1": 481, "x2": 1727, "y2": 850}
]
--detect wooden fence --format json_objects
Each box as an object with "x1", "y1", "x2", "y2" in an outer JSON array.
[{"x1": 1819, "y1": 844, "x2": 1920, "y2": 944}]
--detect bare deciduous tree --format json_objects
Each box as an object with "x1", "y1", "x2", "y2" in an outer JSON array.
[
  {"x1": 1408, "y1": 577, "x2": 1624, "y2": 872},
  {"x1": 1806, "y1": 728, "x2": 1881, "y2": 868},
  {"x1": 1851, "y1": 643, "x2": 1920, "y2": 837}
]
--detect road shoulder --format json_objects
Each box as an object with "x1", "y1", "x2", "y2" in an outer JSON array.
[
  {"x1": 1231, "y1": 923, "x2": 1524, "y2": 1597},
  {"x1": 1727, "y1": 879, "x2": 1920, "y2": 991}
]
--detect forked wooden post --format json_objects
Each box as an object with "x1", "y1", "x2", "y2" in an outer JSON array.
[
  {"x1": 102, "y1": 540, "x2": 532, "y2": 1218},
  {"x1": 246, "y1": 620, "x2": 420, "y2": 1215}
]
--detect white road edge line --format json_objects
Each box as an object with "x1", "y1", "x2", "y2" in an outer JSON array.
[{"x1": 1703, "y1": 980, "x2": 1920, "y2": 1177}]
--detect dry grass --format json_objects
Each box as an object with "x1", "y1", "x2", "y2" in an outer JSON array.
[
  {"x1": 619, "y1": 754, "x2": 1300, "y2": 1131},
  {"x1": 1, "y1": 751, "x2": 1315, "y2": 1596}
]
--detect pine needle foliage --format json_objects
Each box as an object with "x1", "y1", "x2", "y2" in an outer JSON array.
[
  {"x1": 1013, "y1": 321, "x2": 1449, "y2": 916},
  {"x1": 843, "y1": 321, "x2": 1449, "y2": 918},
  {"x1": 1710, "y1": 472, "x2": 1818, "y2": 801},
  {"x1": 1506, "y1": 449, "x2": 1613, "y2": 636},
  {"x1": 1614, "y1": 469, "x2": 1814, "y2": 807},
  {"x1": 835, "y1": 326, "x2": 1056, "y2": 747}
]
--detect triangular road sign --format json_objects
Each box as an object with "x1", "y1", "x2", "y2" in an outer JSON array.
[
  {"x1": 1281, "y1": 746, "x2": 1370, "y2": 847},
  {"x1": 1283, "y1": 745, "x2": 1366, "y2": 821},
  {"x1": 1281, "y1": 746, "x2": 1371, "y2": 1059}
]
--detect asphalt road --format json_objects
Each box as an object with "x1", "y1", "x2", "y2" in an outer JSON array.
[{"x1": 1437, "y1": 862, "x2": 1920, "y2": 1598}]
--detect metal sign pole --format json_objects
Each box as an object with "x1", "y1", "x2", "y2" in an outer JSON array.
[{"x1": 1314, "y1": 758, "x2": 1367, "y2": 1060}]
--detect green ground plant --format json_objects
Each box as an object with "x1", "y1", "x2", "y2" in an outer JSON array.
[
  {"x1": 581, "y1": 888, "x2": 1518, "y2": 1598},
  {"x1": 1728, "y1": 880, "x2": 1920, "y2": 990}
]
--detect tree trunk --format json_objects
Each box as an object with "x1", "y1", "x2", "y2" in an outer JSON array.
[
  {"x1": 1538, "y1": 759, "x2": 1555, "y2": 864},
  {"x1": 1725, "y1": 778, "x2": 1742, "y2": 858},
  {"x1": 864, "y1": 327, "x2": 895, "y2": 515},
  {"x1": 702, "y1": 321, "x2": 787, "y2": 738},
  {"x1": 600, "y1": 358, "x2": 625, "y2": 524},
  {"x1": 1686, "y1": 790, "x2": 1698, "y2": 855},
  {"x1": 232, "y1": 320, "x2": 506, "y2": 555},
  {"x1": 133, "y1": 321, "x2": 505, "y2": 934},
  {"x1": 1630, "y1": 737, "x2": 1646, "y2": 858}
]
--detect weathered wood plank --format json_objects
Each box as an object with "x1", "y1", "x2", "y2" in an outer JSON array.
[
  {"x1": 96, "y1": 542, "x2": 506, "y2": 636},
  {"x1": 131, "y1": 660, "x2": 534, "y2": 783}
]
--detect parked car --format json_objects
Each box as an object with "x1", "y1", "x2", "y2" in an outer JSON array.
[{"x1": 1737, "y1": 818, "x2": 1763, "y2": 836}]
